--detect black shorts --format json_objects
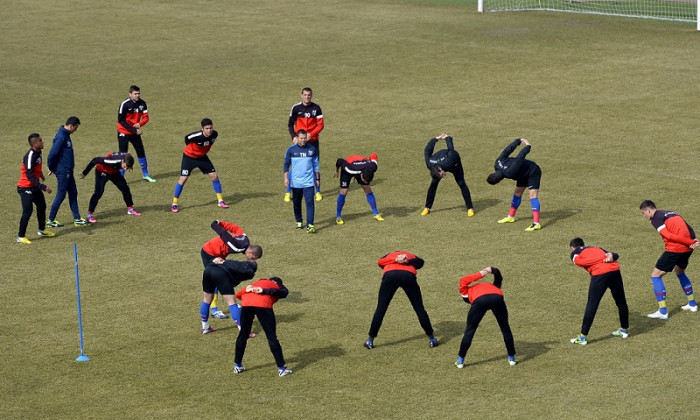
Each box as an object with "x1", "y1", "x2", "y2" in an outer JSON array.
[
  {"x1": 202, "y1": 264, "x2": 238, "y2": 295},
  {"x1": 516, "y1": 166, "x2": 541, "y2": 190},
  {"x1": 340, "y1": 171, "x2": 368, "y2": 189},
  {"x1": 655, "y1": 251, "x2": 693, "y2": 272},
  {"x1": 181, "y1": 154, "x2": 215, "y2": 176}
]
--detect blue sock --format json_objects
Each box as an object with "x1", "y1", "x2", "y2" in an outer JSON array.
[
  {"x1": 511, "y1": 194, "x2": 522, "y2": 209},
  {"x1": 200, "y1": 301, "x2": 211, "y2": 322},
  {"x1": 173, "y1": 183, "x2": 184, "y2": 199},
  {"x1": 365, "y1": 192, "x2": 378, "y2": 216},
  {"x1": 229, "y1": 304, "x2": 241, "y2": 325},
  {"x1": 138, "y1": 157, "x2": 149, "y2": 177},
  {"x1": 677, "y1": 273, "x2": 696, "y2": 306},
  {"x1": 651, "y1": 276, "x2": 668, "y2": 315},
  {"x1": 457, "y1": 356, "x2": 464, "y2": 364},
  {"x1": 336, "y1": 194, "x2": 346, "y2": 218},
  {"x1": 286, "y1": 186, "x2": 291, "y2": 194},
  {"x1": 508, "y1": 355, "x2": 516, "y2": 361},
  {"x1": 212, "y1": 179, "x2": 222, "y2": 194},
  {"x1": 530, "y1": 198, "x2": 540, "y2": 212}
]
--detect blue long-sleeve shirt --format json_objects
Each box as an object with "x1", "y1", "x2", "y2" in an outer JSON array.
[
  {"x1": 284, "y1": 143, "x2": 319, "y2": 188},
  {"x1": 47, "y1": 126, "x2": 75, "y2": 173}
]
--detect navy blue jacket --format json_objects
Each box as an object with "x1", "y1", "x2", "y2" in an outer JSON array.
[
  {"x1": 47, "y1": 126, "x2": 75, "y2": 173},
  {"x1": 425, "y1": 137, "x2": 461, "y2": 170},
  {"x1": 494, "y1": 139, "x2": 539, "y2": 180}
]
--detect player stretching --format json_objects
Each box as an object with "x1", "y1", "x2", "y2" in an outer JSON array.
[
  {"x1": 487, "y1": 138, "x2": 542, "y2": 231},
  {"x1": 171, "y1": 118, "x2": 228, "y2": 213},
  {"x1": 640, "y1": 200, "x2": 699, "y2": 319},
  {"x1": 334, "y1": 153, "x2": 382, "y2": 224},
  {"x1": 80, "y1": 152, "x2": 142, "y2": 222}
]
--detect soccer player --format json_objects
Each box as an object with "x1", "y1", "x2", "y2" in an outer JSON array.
[
  {"x1": 334, "y1": 153, "x2": 383, "y2": 224},
  {"x1": 364, "y1": 251, "x2": 438, "y2": 350},
  {"x1": 47, "y1": 116, "x2": 87, "y2": 227},
  {"x1": 199, "y1": 249, "x2": 262, "y2": 336},
  {"x1": 117, "y1": 85, "x2": 154, "y2": 182},
  {"x1": 640, "y1": 200, "x2": 699, "y2": 319},
  {"x1": 171, "y1": 118, "x2": 228, "y2": 213},
  {"x1": 286, "y1": 87, "x2": 324, "y2": 202},
  {"x1": 233, "y1": 277, "x2": 292, "y2": 377},
  {"x1": 568, "y1": 238, "x2": 630, "y2": 346},
  {"x1": 456, "y1": 266, "x2": 517, "y2": 368},
  {"x1": 202, "y1": 220, "x2": 262, "y2": 322},
  {"x1": 17, "y1": 133, "x2": 55, "y2": 244},
  {"x1": 421, "y1": 133, "x2": 475, "y2": 217},
  {"x1": 79, "y1": 153, "x2": 141, "y2": 223},
  {"x1": 487, "y1": 138, "x2": 542, "y2": 231},
  {"x1": 283, "y1": 130, "x2": 319, "y2": 233}
]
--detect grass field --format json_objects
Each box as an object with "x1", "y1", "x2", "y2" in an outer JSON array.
[{"x1": 1, "y1": 0, "x2": 699, "y2": 418}]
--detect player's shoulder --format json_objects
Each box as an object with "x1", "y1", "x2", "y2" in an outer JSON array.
[{"x1": 186, "y1": 130, "x2": 203, "y2": 139}]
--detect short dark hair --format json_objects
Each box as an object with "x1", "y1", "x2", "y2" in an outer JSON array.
[
  {"x1": 301, "y1": 87, "x2": 312, "y2": 94},
  {"x1": 249, "y1": 245, "x2": 263, "y2": 259},
  {"x1": 296, "y1": 129, "x2": 308, "y2": 137},
  {"x1": 569, "y1": 237, "x2": 585, "y2": 248},
  {"x1": 270, "y1": 276, "x2": 283, "y2": 286},
  {"x1": 639, "y1": 200, "x2": 656, "y2": 210},
  {"x1": 123, "y1": 154, "x2": 135, "y2": 169},
  {"x1": 65, "y1": 116, "x2": 81, "y2": 126},
  {"x1": 429, "y1": 166, "x2": 442, "y2": 179},
  {"x1": 130, "y1": 85, "x2": 140, "y2": 93},
  {"x1": 486, "y1": 171, "x2": 504, "y2": 185},
  {"x1": 361, "y1": 168, "x2": 375, "y2": 183},
  {"x1": 27, "y1": 133, "x2": 41, "y2": 146},
  {"x1": 201, "y1": 118, "x2": 213, "y2": 127}
]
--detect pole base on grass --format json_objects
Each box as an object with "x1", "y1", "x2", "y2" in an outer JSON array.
[{"x1": 76, "y1": 354, "x2": 90, "y2": 362}]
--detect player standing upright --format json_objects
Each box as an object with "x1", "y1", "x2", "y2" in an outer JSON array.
[
  {"x1": 47, "y1": 116, "x2": 87, "y2": 227},
  {"x1": 79, "y1": 152, "x2": 142, "y2": 223},
  {"x1": 284, "y1": 130, "x2": 319, "y2": 233},
  {"x1": 287, "y1": 87, "x2": 324, "y2": 202},
  {"x1": 334, "y1": 153, "x2": 382, "y2": 224},
  {"x1": 171, "y1": 118, "x2": 228, "y2": 213},
  {"x1": 117, "y1": 85, "x2": 155, "y2": 182},
  {"x1": 487, "y1": 138, "x2": 542, "y2": 231},
  {"x1": 640, "y1": 200, "x2": 699, "y2": 319},
  {"x1": 17, "y1": 133, "x2": 55, "y2": 244}
]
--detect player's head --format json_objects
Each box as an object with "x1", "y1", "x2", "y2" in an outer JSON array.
[
  {"x1": 246, "y1": 245, "x2": 263, "y2": 260},
  {"x1": 361, "y1": 167, "x2": 375, "y2": 184},
  {"x1": 296, "y1": 129, "x2": 308, "y2": 146},
  {"x1": 639, "y1": 200, "x2": 657, "y2": 220},
  {"x1": 122, "y1": 154, "x2": 135, "y2": 171},
  {"x1": 569, "y1": 237, "x2": 585, "y2": 249},
  {"x1": 201, "y1": 118, "x2": 214, "y2": 137},
  {"x1": 430, "y1": 166, "x2": 446, "y2": 180},
  {"x1": 486, "y1": 171, "x2": 505, "y2": 185},
  {"x1": 490, "y1": 267, "x2": 502, "y2": 285},
  {"x1": 301, "y1": 87, "x2": 312, "y2": 104},
  {"x1": 129, "y1": 85, "x2": 141, "y2": 101},
  {"x1": 270, "y1": 276, "x2": 283, "y2": 286},
  {"x1": 64, "y1": 116, "x2": 81, "y2": 133},
  {"x1": 28, "y1": 133, "x2": 43, "y2": 148}
]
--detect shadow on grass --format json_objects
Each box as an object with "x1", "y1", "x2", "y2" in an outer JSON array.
[
  {"x1": 462, "y1": 339, "x2": 556, "y2": 367},
  {"x1": 543, "y1": 207, "x2": 582, "y2": 229},
  {"x1": 429, "y1": 198, "x2": 502, "y2": 215},
  {"x1": 434, "y1": 320, "x2": 466, "y2": 345},
  {"x1": 628, "y1": 309, "x2": 678, "y2": 336},
  {"x1": 289, "y1": 343, "x2": 347, "y2": 371},
  {"x1": 276, "y1": 312, "x2": 304, "y2": 324},
  {"x1": 284, "y1": 291, "x2": 311, "y2": 304}
]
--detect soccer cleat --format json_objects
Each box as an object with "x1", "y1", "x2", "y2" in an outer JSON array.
[
  {"x1": 295, "y1": 222, "x2": 303, "y2": 229},
  {"x1": 336, "y1": 217, "x2": 344, "y2": 225},
  {"x1": 283, "y1": 193, "x2": 291, "y2": 202},
  {"x1": 217, "y1": 200, "x2": 229, "y2": 209},
  {"x1": 17, "y1": 237, "x2": 32, "y2": 244},
  {"x1": 497, "y1": 216, "x2": 515, "y2": 224},
  {"x1": 467, "y1": 208, "x2": 475, "y2": 217},
  {"x1": 508, "y1": 357, "x2": 517, "y2": 367},
  {"x1": 74, "y1": 218, "x2": 88, "y2": 226},
  {"x1": 201, "y1": 326, "x2": 217, "y2": 334},
  {"x1": 420, "y1": 208, "x2": 430, "y2": 216},
  {"x1": 315, "y1": 192, "x2": 323, "y2": 201},
  {"x1": 455, "y1": 361, "x2": 465, "y2": 369},
  {"x1": 373, "y1": 214, "x2": 385, "y2": 222},
  {"x1": 307, "y1": 224, "x2": 316, "y2": 234},
  {"x1": 233, "y1": 365, "x2": 246, "y2": 374},
  {"x1": 363, "y1": 339, "x2": 374, "y2": 350},
  {"x1": 278, "y1": 368, "x2": 293, "y2": 377},
  {"x1": 127, "y1": 208, "x2": 142, "y2": 216},
  {"x1": 211, "y1": 310, "x2": 228, "y2": 319},
  {"x1": 142, "y1": 175, "x2": 157, "y2": 183},
  {"x1": 86, "y1": 214, "x2": 97, "y2": 224},
  {"x1": 570, "y1": 336, "x2": 587, "y2": 346},
  {"x1": 37, "y1": 230, "x2": 55, "y2": 237},
  {"x1": 681, "y1": 303, "x2": 698, "y2": 312},
  {"x1": 647, "y1": 310, "x2": 669, "y2": 319},
  {"x1": 47, "y1": 220, "x2": 64, "y2": 228},
  {"x1": 525, "y1": 223, "x2": 541, "y2": 232},
  {"x1": 612, "y1": 328, "x2": 629, "y2": 339},
  {"x1": 171, "y1": 203, "x2": 179, "y2": 213},
  {"x1": 429, "y1": 337, "x2": 439, "y2": 348}
]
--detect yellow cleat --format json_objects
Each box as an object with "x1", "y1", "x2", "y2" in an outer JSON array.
[
  {"x1": 467, "y1": 209, "x2": 475, "y2": 217},
  {"x1": 38, "y1": 230, "x2": 56, "y2": 237},
  {"x1": 336, "y1": 217, "x2": 344, "y2": 225},
  {"x1": 283, "y1": 193, "x2": 291, "y2": 202},
  {"x1": 17, "y1": 237, "x2": 32, "y2": 244},
  {"x1": 420, "y1": 208, "x2": 430, "y2": 216},
  {"x1": 374, "y1": 214, "x2": 385, "y2": 222},
  {"x1": 315, "y1": 192, "x2": 323, "y2": 201},
  {"x1": 497, "y1": 216, "x2": 516, "y2": 224},
  {"x1": 525, "y1": 223, "x2": 542, "y2": 232}
]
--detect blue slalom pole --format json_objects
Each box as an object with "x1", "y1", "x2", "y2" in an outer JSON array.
[{"x1": 74, "y1": 243, "x2": 90, "y2": 362}]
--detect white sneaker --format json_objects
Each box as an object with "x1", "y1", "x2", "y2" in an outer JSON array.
[
  {"x1": 612, "y1": 329, "x2": 629, "y2": 339},
  {"x1": 647, "y1": 310, "x2": 668, "y2": 319},
  {"x1": 681, "y1": 303, "x2": 698, "y2": 312},
  {"x1": 278, "y1": 368, "x2": 293, "y2": 377},
  {"x1": 233, "y1": 365, "x2": 245, "y2": 374}
]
